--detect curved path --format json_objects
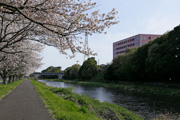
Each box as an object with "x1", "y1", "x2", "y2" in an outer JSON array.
[{"x1": 0, "y1": 79, "x2": 53, "y2": 120}]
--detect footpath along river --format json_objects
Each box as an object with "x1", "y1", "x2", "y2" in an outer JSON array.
[{"x1": 39, "y1": 80, "x2": 180, "y2": 120}]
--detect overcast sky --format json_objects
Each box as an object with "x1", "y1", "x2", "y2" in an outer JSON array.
[{"x1": 36, "y1": 0, "x2": 180, "y2": 72}]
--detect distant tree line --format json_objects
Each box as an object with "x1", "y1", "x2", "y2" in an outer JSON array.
[{"x1": 63, "y1": 57, "x2": 107, "y2": 81}]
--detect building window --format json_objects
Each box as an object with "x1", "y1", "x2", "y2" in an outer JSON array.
[
  {"x1": 144, "y1": 37, "x2": 146, "y2": 40},
  {"x1": 148, "y1": 37, "x2": 151, "y2": 40}
]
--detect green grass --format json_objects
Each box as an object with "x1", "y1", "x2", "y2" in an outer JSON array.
[
  {"x1": 0, "y1": 80, "x2": 24, "y2": 99},
  {"x1": 31, "y1": 80, "x2": 143, "y2": 120}
]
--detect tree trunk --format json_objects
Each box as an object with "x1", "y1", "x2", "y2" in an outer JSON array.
[
  {"x1": 14, "y1": 76, "x2": 16, "y2": 81},
  {"x1": 12, "y1": 75, "x2": 15, "y2": 82},
  {"x1": 16, "y1": 76, "x2": 18, "y2": 81},
  {"x1": 2, "y1": 76, "x2": 7, "y2": 84},
  {"x1": 8, "y1": 76, "x2": 12, "y2": 83}
]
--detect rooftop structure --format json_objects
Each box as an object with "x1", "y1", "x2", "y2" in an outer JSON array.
[{"x1": 113, "y1": 34, "x2": 161, "y2": 58}]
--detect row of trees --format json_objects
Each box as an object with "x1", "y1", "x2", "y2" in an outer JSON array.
[
  {"x1": 0, "y1": 1, "x2": 118, "y2": 84},
  {"x1": 105, "y1": 25, "x2": 180, "y2": 83},
  {"x1": 0, "y1": 41, "x2": 43, "y2": 84},
  {"x1": 63, "y1": 57, "x2": 105, "y2": 80}
]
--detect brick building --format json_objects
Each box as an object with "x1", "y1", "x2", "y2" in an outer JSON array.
[{"x1": 113, "y1": 34, "x2": 161, "y2": 58}]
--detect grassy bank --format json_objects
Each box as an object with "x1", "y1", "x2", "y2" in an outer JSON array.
[
  {"x1": 31, "y1": 80, "x2": 143, "y2": 120},
  {"x1": 47, "y1": 79, "x2": 180, "y2": 97},
  {"x1": 0, "y1": 80, "x2": 24, "y2": 99}
]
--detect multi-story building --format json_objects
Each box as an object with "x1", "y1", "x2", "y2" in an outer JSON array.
[{"x1": 113, "y1": 34, "x2": 161, "y2": 58}]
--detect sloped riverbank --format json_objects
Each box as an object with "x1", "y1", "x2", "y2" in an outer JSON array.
[
  {"x1": 39, "y1": 79, "x2": 180, "y2": 119},
  {"x1": 32, "y1": 80, "x2": 143, "y2": 120}
]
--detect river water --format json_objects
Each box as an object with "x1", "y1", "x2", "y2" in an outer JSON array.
[{"x1": 38, "y1": 80, "x2": 180, "y2": 120}]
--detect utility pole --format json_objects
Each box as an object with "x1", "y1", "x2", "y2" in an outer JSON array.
[{"x1": 83, "y1": 31, "x2": 89, "y2": 62}]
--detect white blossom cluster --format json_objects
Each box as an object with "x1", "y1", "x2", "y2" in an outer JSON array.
[{"x1": 0, "y1": 0, "x2": 119, "y2": 57}]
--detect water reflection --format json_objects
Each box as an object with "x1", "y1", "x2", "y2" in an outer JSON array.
[
  {"x1": 38, "y1": 80, "x2": 180, "y2": 120},
  {"x1": 41, "y1": 80, "x2": 115, "y2": 103}
]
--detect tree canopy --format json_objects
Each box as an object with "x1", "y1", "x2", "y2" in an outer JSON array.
[
  {"x1": 78, "y1": 57, "x2": 98, "y2": 79},
  {"x1": 63, "y1": 64, "x2": 80, "y2": 80}
]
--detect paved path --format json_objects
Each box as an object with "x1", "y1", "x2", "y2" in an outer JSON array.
[{"x1": 0, "y1": 80, "x2": 53, "y2": 120}]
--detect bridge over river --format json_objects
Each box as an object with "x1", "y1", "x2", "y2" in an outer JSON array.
[{"x1": 30, "y1": 72, "x2": 64, "y2": 79}]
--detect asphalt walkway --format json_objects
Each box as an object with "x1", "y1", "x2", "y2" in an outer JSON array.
[{"x1": 0, "y1": 79, "x2": 53, "y2": 120}]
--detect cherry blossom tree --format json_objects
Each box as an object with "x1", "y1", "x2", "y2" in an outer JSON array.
[
  {"x1": 0, "y1": 0, "x2": 119, "y2": 57},
  {"x1": 0, "y1": 41, "x2": 43, "y2": 84}
]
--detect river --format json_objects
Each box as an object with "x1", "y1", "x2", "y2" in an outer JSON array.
[{"x1": 38, "y1": 80, "x2": 180, "y2": 120}]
